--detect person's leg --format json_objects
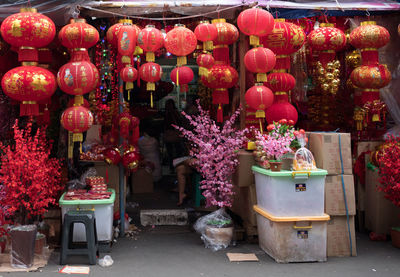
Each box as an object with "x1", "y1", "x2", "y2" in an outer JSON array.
[{"x1": 176, "y1": 163, "x2": 187, "y2": 205}]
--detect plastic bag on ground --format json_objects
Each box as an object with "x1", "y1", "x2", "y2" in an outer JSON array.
[
  {"x1": 194, "y1": 208, "x2": 233, "y2": 251},
  {"x1": 293, "y1": 134, "x2": 316, "y2": 171},
  {"x1": 98, "y1": 255, "x2": 113, "y2": 267}
]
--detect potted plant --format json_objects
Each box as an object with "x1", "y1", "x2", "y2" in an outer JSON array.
[
  {"x1": 377, "y1": 135, "x2": 400, "y2": 248},
  {"x1": 175, "y1": 101, "x2": 246, "y2": 250},
  {"x1": 0, "y1": 121, "x2": 63, "y2": 268}
]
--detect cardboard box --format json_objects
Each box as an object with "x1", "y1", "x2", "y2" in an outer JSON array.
[
  {"x1": 231, "y1": 184, "x2": 257, "y2": 226},
  {"x1": 365, "y1": 159, "x2": 400, "y2": 234},
  {"x1": 132, "y1": 168, "x2": 154, "y2": 194},
  {"x1": 327, "y1": 216, "x2": 357, "y2": 257},
  {"x1": 308, "y1": 132, "x2": 352, "y2": 175},
  {"x1": 325, "y1": 175, "x2": 356, "y2": 216},
  {"x1": 233, "y1": 150, "x2": 255, "y2": 187}
]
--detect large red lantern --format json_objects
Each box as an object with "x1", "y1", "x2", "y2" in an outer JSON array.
[
  {"x1": 60, "y1": 105, "x2": 94, "y2": 142},
  {"x1": 137, "y1": 25, "x2": 164, "y2": 62},
  {"x1": 212, "y1": 18, "x2": 239, "y2": 64},
  {"x1": 265, "y1": 72, "x2": 296, "y2": 92},
  {"x1": 194, "y1": 21, "x2": 218, "y2": 51},
  {"x1": 103, "y1": 148, "x2": 121, "y2": 165},
  {"x1": 139, "y1": 62, "x2": 162, "y2": 107},
  {"x1": 170, "y1": 66, "x2": 194, "y2": 93},
  {"x1": 245, "y1": 84, "x2": 274, "y2": 119},
  {"x1": 244, "y1": 47, "x2": 276, "y2": 82},
  {"x1": 1, "y1": 64, "x2": 57, "y2": 116},
  {"x1": 196, "y1": 52, "x2": 215, "y2": 76},
  {"x1": 266, "y1": 94, "x2": 298, "y2": 124},
  {"x1": 350, "y1": 65, "x2": 391, "y2": 89},
  {"x1": 165, "y1": 24, "x2": 197, "y2": 66},
  {"x1": 58, "y1": 18, "x2": 99, "y2": 50},
  {"x1": 0, "y1": 8, "x2": 56, "y2": 62},
  {"x1": 237, "y1": 7, "x2": 274, "y2": 46},
  {"x1": 117, "y1": 24, "x2": 138, "y2": 65},
  {"x1": 120, "y1": 66, "x2": 138, "y2": 90}
]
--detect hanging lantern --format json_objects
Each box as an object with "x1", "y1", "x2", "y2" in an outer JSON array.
[
  {"x1": 139, "y1": 62, "x2": 162, "y2": 107},
  {"x1": 194, "y1": 21, "x2": 218, "y2": 51},
  {"x1": 60, "y1": 105, "x2": 94, "y2": 142},
  {"x1": 266, "y1": 94, "x2": 298, "y2": 124},
  {"x1": 170, "y1": 66, "x2": 194, "y2": 93},
  {"x1": 58, "y1": 18, "x2": 99, "y2": 50},
  {"x1": 261, "y1": 19, "x2": 306, "y2": 69},
  {"x1": 0, "y1": 8, "x2": 56, "y2": 62},
  {"x1": 107, "y1": 19, "x2": 130, "y2": 47},
  {"x1": 196, "y1": 52, "x2": 215, "y2": 76},
  {"x1": 137, "y1": 25, "x2": 164, "y2": 62},
  {"x1": 122, "y1": 147, "x2": 139, "y2": 171},
  {"x1": 164, "y1": 24, "x2": 197, "y2": 66},
  {"x1": 117, "y1": 23, "x2": 138, "y2": 65},
  {"x1": 237, "y1": 7, "x2": 274, "y2": 46},
  {"x1": 245, "y1": 84, "x2": 274, "y2": 132},
  {"x1": 120, "y1": 65, "x2": 138, "y2": 90},
  {"x1": 244, "y1": 47, "x2": 276, "y2": 82},
  {"x1": 103, "y1": 147, "x2": 121, "y2": 165},
  {"x1": 265, "y1": 72, "x2": 296, "y2": 92},
  {"x1": 1, "y1": 64, "x2": 57, "y2": 116},
  {"x1": 212, "y1": 18, "x2": 239, "y2": 64}
]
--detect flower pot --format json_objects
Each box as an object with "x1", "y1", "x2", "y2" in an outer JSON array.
[
  {"x1": 10, "y1": 225, "x2": 37, "y2": 269},
  {"x1": 391, "y1": 227, "x2": 400, "y2": 248},
  {"x1": 34, "y1": 233, "x2": 46, "y2": 255},
  {"x1": 269, "y1": 161, "x2": 282, "y2": 172},
  {"x1": 205, "y1": 225, "x2": 233, "y2": 247}
]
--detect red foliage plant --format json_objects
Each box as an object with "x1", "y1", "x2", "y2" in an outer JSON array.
[
  {"x1": 0, "y1": 120, "x2": 63, "y2": 225},
  {"x1": 378, "y1": 135, "x2": 400, "y2": 208}
]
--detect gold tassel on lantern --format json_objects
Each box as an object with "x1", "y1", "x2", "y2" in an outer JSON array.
[
  {"x1": 134, "y1": 46, "x2": 143, "y2": 56},
  {"x1": 150, "y1": 92, "x2": 154, "y2": 108},
  {"x1": 73, "y1": 133, "x2": 83, "y2": 142},
  {"x1": 250, "y1": 35, "x2": 260, "y2": 46},
  {"x1": 256, "y1": 73, "x2": 267, "y2": 82},
  {"x1": 198, "y1": 67, "x2": 209, "y2": 76},
  {"x1": 177, "y1": 56, "x2": 187, "y2": 66},
  {"x1": 125, "y1": 82, "x2": 134, "y2": 90},
  {"x1": 74, "y1": 95, "x2": 84, "y2": 106},
  {"x1": 121, "y1": 55, "x2": 131, "y2": 64},
  {"x1": 203, "y1": 41, "x2": 213, "y2": 51},
  {"x1": 146, "y1": 52, "x2": 155, "y2": 62},
  {"x1": 147, "y1": 82, "x2": 155, "y2": 91},
  {"x1": 255, "y1": 109, "x2": 265, "y2": 118}
]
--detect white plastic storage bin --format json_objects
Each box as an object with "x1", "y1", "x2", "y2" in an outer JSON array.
[
  {"x1": 252, "y1": 166, "x2": 327, "y2": 217},
  {"x1": 59, "y1": 189, "x2": 115, "y2": 242},
  {"x1": 254, "y1": 205, "x2": 329, "y2": 263}
]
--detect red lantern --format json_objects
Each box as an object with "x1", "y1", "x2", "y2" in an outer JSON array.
[
  {"x1": 237, "y1": 7, "x2": 274, "y2": 46},
  {"x1": 266, "y1": 94, "x2": 298, "y2": 124},
  {"x1": 120, "y1": 66, "x2": 138, "y2": 90},
  {"x1": 196, "y1": 52, "x2": 215, "y2": 76},
  {"x1": 261, "y1": 19, "x2": 306, "y2": 69},
  {"x1": 139, "y1": 62, "x2": 162, "y2": 107},
  {"x1": 122, "y1": 147, "x2": 139, "y2": 171},
  {"x1": 194, "y1": 21, "x2": 218, "y2": 51},
  {"x1": 170, "y1": 66, "x2": 194, "y2": 93},
  {"x1": 117, "y1": 24, "x2": 138, "y2": 65},
  {"x1": 245, "y1": 84, "x2": 274, "y2": 118},
  {"x1": 244, "y1": 47, "x2": 276, "y2": 82},
  {"x1": 1, "y1": 64, "x2": 57, "y2": 116},
  {"x1": 118, "y1": 111, "x2": 134, "y2": 139},
  {"x1": 58, "y1": 18, "x2": 99, "y2": 50},
  {"x1": 265, "y1": 72, "x2": 296, "y2": 92},
  {"x1": 212, "y1": 18, "x2": 239, "y2": 64},
  {"x1": 350, "y1": 65, "x2": 391, "y2": 89},
  {"x1": 103, "y1": 148, "x2": 121, "y2": 165},
  {"x1": 107, "y1": 19, "x2": 129, "y2": 47},
  {"x1": 60, "y1": 105, "x2": 94, "y2": 142},
  {"x1": 165, "y1": 24, "x2": 197, "y2": 66},
  {"x1": 0, "y1": 8, "x2": 56, "y2": 62},
  {"x1": 137, "y1": 25, "x2": 164, "y2": 62}
]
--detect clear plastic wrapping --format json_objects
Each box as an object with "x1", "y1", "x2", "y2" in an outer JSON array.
[
  {"x1": 10, "y1": 225, "x2": 37, "y2": 269},
  {"x1": 293, "y1": 135, "x2": 316, "y2": 171},
  {"x1": 193, "y1": 208, "x2": 233, "y2": 251}
]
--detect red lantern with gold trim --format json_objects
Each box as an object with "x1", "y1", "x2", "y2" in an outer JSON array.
[
  {"x1": 237, "y1": 7, "x2": 274, "y2": 46},
  {"x1": 121, "y1": 65, "x2": 138, "y2": 90},
  {"x1": 244, "y1": 47, "x2": 276, "y2": 82},
  {"x1": 245, "y1": 84, "x2": 274, "y2": 120},
  {"x1": 170, "y1": 66, "x2": 194, "y2": 93},
  {"x1": 139, "y1": 62, "x2": 162, "y2": 107},
  {"x1": 265, "y1": 72, "x2": 296, "y2": 92},
  {"x1": 122, "y1": 147, "x2": 140, "y2": 171},
  {"x1": 196, "y1": 52, "x2": 215, "y2": 76},
  {"x1": 103, "y1": 148, "x2": 121, "y2": 165},
  {"x1": 212, "y1": 18, "x2": 239, "y2": 64},
  {"x1": 60, "y1": 105, "x2": 94, "y2": 142},
  {"x1": 0, "y1": 8, "x2": 56, "y2": 62},
  {"x1": 194, "y1": 21, "x2": 218, "y2": 51},
  {"x1": 117, "y1": 24, "x2": 138, "y2": 65},
  {"x1": 137, "y1": 25, "x2": 164, "y2": 62},
  {"x1": 165, "y1": 24, "x2": 197, "y2": 66},
  {"x1": 58, "y1": 18, "x2": 99, "y2": 50},
  {"x1": 266, "y1": 94, "x2": 298, "y2": 124},
  {"x1": 350, "y1": 65, "x2": 391, "y2": 90},
  {"x1": 1, "y1": 64, "x2": 57, "y2": 116}
]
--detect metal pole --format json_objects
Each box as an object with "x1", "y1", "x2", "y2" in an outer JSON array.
[{"x1": 118, "y1": 78, "x2": 125, "y2": 238}]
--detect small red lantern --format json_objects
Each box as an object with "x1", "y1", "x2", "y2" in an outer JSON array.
[
  {"x1": 244, "y1": 47, "x2": 276, "y2": 82},
  {"x1": 194, "y1": 21, "x2": 218, "y2": 51},
  {"x1": 122, "y1": 147, "x2": 139, "y2": 171},
  {"x1": 139, "y1": 62, "x2": 162, "y2": 107},
  {"x1": 350, "y1": 65, "x2": 391, "y2": 89},
  {"x1": 117, "y1": 24, "x2": 138, "y2": 65},
  {"x1": 165, "y1": 24, "x2": 197, "y2": 66},
  {"x1": 0, "y1": 8, "x2": 56, "y2": 62},
  {"x1": 1, "y1": 64, "x2": 57, "y2": 116},
  {"x1": 212, "y1": 18, "x2": 239, "y2": 64},
  {"x1": 265, "y1": 72, "x2": 296, "y2": 92},
  {"x1": 266, "y1": 94, "x2": 298, "y2": 124},
  {"x1": 237, "y1": 7, "x2": 274, "y2": 46},
  {"x1": 170, "y1": 66, "x2": 194, "y2": 93},
  {"x1": 58, "y1": 18, "x2": 99, "y2": 50},
  {"x1": 137, "y1": 25, "x2": 164, "y2": 62},
  {"x1": 120, "y1": 66, "x2": 138, "y2": 90},
  {"x1": 196, "y1": 52, "x2": 215, "y2": 76},
  {"x1": 60, "y1": 105, "x2": 94, "y2": 142},
  {"x1": 103, "y1": 148, "x2": 121, "y2": 165},
  {"x1": 245, "y1": 84, "x2": 274, "y2": 118}
]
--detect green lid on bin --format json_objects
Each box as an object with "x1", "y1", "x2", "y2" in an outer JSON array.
[
  {"x1": 251, "y1": 165, "x2": 327, "y2": 177},
  {"x1": 59, "y1": 189, "x2": 116, "y2": 205}
]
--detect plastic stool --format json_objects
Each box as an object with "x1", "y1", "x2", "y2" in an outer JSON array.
[
  {"x1": 60, "y1": 210, "x2": 98, "y2": 265},
  {"x1": 192, "y1": 172, "x2": 205, "y2": 207}
]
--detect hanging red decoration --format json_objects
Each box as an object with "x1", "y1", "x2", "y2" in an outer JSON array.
[
  {"x1": 194, "y1": 21, "x2": 218, "y2": 51},
  {"x1": 103, "y1": 147, "x2": 121, "y2": 165},
  {"x1": 196, "y1": 52, "x2": 215, "y2": 76},
  {"x1": 117, "y1": 23, "x2": 138, "y2": 65},
  {"x1": 122, "y1": 147, "x2": 140, "y2": 171},
  {"x1": 58, "y1": 18, "x2": 99, "y2": 50},
  {"x1": 60, "y1": 105, "x2": 94, "y2": 142},
  {"x1": 237, "y1": 7, "x2": 274, "y2": 46},
  {"x1": 350, "y1": 65, "x2": 391, "y2": 90},
  {"x1": 67, "y1": 97, "x2": 90, "y2": 108},
  {"x1": 164, "y1": 24, "x2": 197, "y2": 66},
  {"x1": 265, "y1": 72, "x2": 296, "y2": 92},
  {"x1": 137, "y1": 24, "x2": 164, "y2": 62},
  {"x1": 107, "y1": 19, "x2": 130, "y2": 47},
  {"x1": 1, "y1": 64, "x2": 57, "y2": 116},
  {"x1": 212, "y1": 18, "x2": 239, "y2": 64},
  {"x1": 139, "y1": 62, "x2": 162, "y2": 107},
  {"x1": 245, "y1": 84, "x2": 274, "y2": 119},
  {"x1": 170, "y1": 66, "x2": 194, "y2": 93},
  {"x1": 244, "y1": 47, "x2": 276, "y2": 82},
  {"x1": 266, "y1": 94, "x2": 298, "y2": 124},
  {"x1": 120, "y1": 66, "x2": 138, "y2": 90},
  {"x1": 0, "y1": 8, "x2": 56, "y2": 62}
]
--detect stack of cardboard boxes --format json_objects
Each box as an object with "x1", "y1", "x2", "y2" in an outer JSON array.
[{"x1": 308, "y1": 132, "x2": 357, "y2": 256}]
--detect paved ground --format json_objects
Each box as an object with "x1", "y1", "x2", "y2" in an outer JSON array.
[{"x1": 7, "y1": 226, "x2": 400, "y2": 277}]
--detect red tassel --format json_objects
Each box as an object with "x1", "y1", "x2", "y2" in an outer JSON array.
[
  {"x1": 106, "y1": 168, "x2": 109, "y2": 184},
  {"x1": 20, "y1": 103, "x2": 39, "y2": 116},
  {"x1": 18, "y1": 48, "x2": 38, "y2": 62},
  {"x1": 213, "y1": 47, "x2": 229, "y2": 65},
  {"x1": 136, "y1": 58, "x2": 141, "y2": 87},
  {"x1": 43, "y1": 107, "x2": 50, "y2": 125},
  {"x1": 217, "y1": 104, "x2": 223, "y2": 122}
]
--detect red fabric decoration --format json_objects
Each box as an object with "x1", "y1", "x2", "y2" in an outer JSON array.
[
  {"x1": 350, "y1": 21, "x2": 390, "y2": 50},
  {"x1": 137, "y1": 25, "x2": 164, "y2": 62},
  {"x1": 139, "y1": 62, "x2": 162, "y2": 90},
  {"x1": 122, "y1": 147, "x2": 139, "y2": 171},
  {"x1": 121, "y1": 66, "x2": 138, "y2": 90},
  {"x1": 308, "y1": 23, "x2": 346, "y2": 52},
  {"x1": 107, "y1": 19, "x2": 131, "y2": 47},
  {"x1": 58, "y1": 18, "x2": 99, "y2": 50},
  {"x1": 350, "y1": 65, "x2": 391, "y2": 90},
  {"x1": 117, "y1": 24, "x2": 138, "y2": 65},
  {"x1": 196, "y1": 52, "x2": 215, "y2": 76},
  {"x1": 245, "y1": 84, "x2": 274, "y2": 118},
  {"x1": 266, "y1": 94, "x2": 298, "y2": 124},
  {"x1": 60, "y1": 106, "x2": 94, "y2": 142},
  {"x1": 244, "y1": 47, "x2": 276, "y2": 82},
  {"x1": 1, "y1": 65, "x2": 56, "y2": 116},
  {"x1": 164, "y1": 24, "x2": 197, "y2": 66},
  {"x1": 194, "y1": 21, "x2": 218, "y2": 51},
  {"x1": 103, "y1": 148, "x2": 121, "y2": 165},
  {"x1": 212, "y1": 19, "x2": 239, "y2": 64},
  {"x1": 170, "y1": 66, "x2": 194, "y2": 92},
  {"x1": 237, "y1": 7, "x2": 274, "y2": 46},
  {"x1": 0, "y1": 8, "x2": 56, "y2": 62},
  {"x1": 265, "y1": 72, "x2": 296, "y2": 92}
]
